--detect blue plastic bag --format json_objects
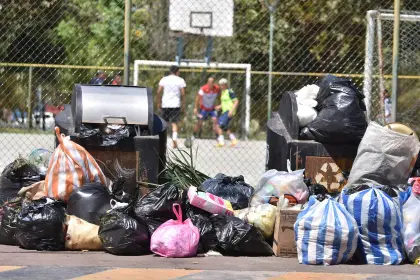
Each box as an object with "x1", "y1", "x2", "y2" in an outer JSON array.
[
  {"x1": 294, "y1": 196, "x2": 359, "y2": 265},
  {"x1": 342, "y1": 187, "x2": 405, "y2": 265}
]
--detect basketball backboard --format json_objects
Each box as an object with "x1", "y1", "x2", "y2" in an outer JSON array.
[{"x1": 169, "y1": 0, "x2": 234, "y2": 37}]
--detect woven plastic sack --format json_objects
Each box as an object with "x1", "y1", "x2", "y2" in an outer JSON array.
[
  {"x1": 44, "y1": 127, "x2": 106, "y2": 202},
  {"x1": 403, "y1": 193, "x2": 420, "y2": 262},
  {"x1": 346, "y1": 122, "x2": 419, "y2": 188},
  {"x1": 342, "y1": 187, "x2": 405, "y2": 265},
  {"x1": 250, "y1": 161, "x2": 309, "y2": 206},
  {"x1": 294, "y1": 197, "x2": 359, "y2": 265},
  {"x1": 150, "y1": 203, "x2": 199, "y2": 258},
  {"x1": 234, "y1": 204, "x2": 277, "y2": 239}
]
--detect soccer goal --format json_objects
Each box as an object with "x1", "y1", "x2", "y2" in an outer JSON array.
[
  {"x1": 133, "y1": 60, "x2": 252, "y2": 140},
  {"x1": 363, "y1": 10, "x2": 420, "y2": 124}
]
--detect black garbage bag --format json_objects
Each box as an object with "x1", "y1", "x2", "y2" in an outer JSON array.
[
  {"x1": 101, "y1": 125, "x2": 130, "y2": 147},
  {"x1": 201, "y1": 174, "x2": 254, "y2": 210},
  {"x1": 300, "y1": 75, "x2": 367, "y2": 144},
  {"x1": 183, "y1": 201, "x2": 218, "y2": 253},
  {"x1": 78, "y1": 124, "x2": 131, "y2": 147},
  {"x1": 0, "y1": 197, "x2": 22, "y2": 245},
  {"x1": 67, "y1": 183, "x2": 112, "y2": 225},
  {"x1": 308, "y1": 183, "x2": 329, "y2": 202},
  {"x1": 411, "y1": 151, "x2": 420, "y2": 177},
  {"x1": 134, "y1": 185, "x2": 185, "y2": 234},
  {"x1": 15, "y1": 198, "x2": 66, "y2": 251},
  {"x1": 99, "y1": 206, "x2": 150, "y2": 256},
  {"x1": 211, "y1": 215, "x2": 273, "y2": 256},
  {"x1": 0, "y1": 158, "x2": 41, "y2": 204}
]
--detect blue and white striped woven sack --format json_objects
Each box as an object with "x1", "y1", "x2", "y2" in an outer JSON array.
[
  {"x1": 342, "y1": 187, "x2": 405, "y2": 265},
  {"x1": 294, "y1": 196, "x2": 359, "y2": 265}
]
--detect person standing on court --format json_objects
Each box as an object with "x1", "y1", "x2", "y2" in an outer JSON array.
[
  {"x1": 191, "y1": 77, "x2": 220, "y2": 141},
  {"x1": 215, "y1": 78, "x2": 239, "y2": 147},
  {"x1": 157, "y1": 66, "x2": 186, "y2": 148}
]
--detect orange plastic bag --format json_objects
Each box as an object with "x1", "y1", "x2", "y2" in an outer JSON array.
[{"x1": 44, "y1": 127, "x2": 106, "y2": 202}]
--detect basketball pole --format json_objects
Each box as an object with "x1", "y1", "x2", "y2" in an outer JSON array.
[
  {"x1": 124, "y1": 0, "x2": 132, "y2": 85},
  {"x1": 264, "y1": 0, "x2": 279, "y2": 120}
]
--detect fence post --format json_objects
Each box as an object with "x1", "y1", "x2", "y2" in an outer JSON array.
[
  {"x1": 124, "y1": 0, "x2": 132, "y2": 85},
  {"x1": 391, "y1": 0, "x2": 401, "y2": 122},
  {"x1": 27, "y1": 67, "x2": 33, "y2": 129}
]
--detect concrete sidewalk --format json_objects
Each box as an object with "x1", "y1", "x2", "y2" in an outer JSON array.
[
  {"x1": 0, "y1": 267, "x2": 418, "y2": 280},
  {"x1": 0, "y1": 246, "x2": 419, "y2": 279}
]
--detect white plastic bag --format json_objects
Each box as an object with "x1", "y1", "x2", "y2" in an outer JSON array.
[
  {"x1": 295, "y1": 84, "x2": 319, "y2": 127},
  {"x1": 295, "y1": 84, "x2": 320, "y2": 102},
  {"x1": 250, "y1": 161, "x2": 309, "y2": 206},
  {"x1": 294, "y1": 197, "x2": 359, "y2": 265},
  {"x1": 296, "y1": 104, "x2": 318, "y2": 127},
  {"x1": 403, "y1": 193, "x2": 420, "y2": 262},
  {"x1": 234, "y1": 204, "x2": 277, "y2": 239}
]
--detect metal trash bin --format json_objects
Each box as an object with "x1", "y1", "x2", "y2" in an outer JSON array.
[
  {"x1": 266, "y1": 91, "x2": 358, "y2": 193},
  {"x1": 55, "y1": 84, "x2": 167, "y2": 193}
]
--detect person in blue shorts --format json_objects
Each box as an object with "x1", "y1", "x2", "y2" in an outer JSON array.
[
  {"x1": 191, "y1": 77, "x2": 220, "y2": 140},
  {"x1": 215, "y1": 78, "x2": 239, "y2": 147}
]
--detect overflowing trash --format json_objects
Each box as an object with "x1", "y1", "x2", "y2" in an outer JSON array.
[
  {"x1": 299, "y1": 75, "x2": 367, "y2": 144},
  {"x1": 44, "y1": 127, "x2": 106, "y2": 202},
  {"x1": 151, "y1": 203, "x2": 200, "y2": 258},
  {"x1": 250, "y1": 163, "x2": 309, "y2": 206},
  {"x1": 201, "y1": 174, "x2": 254, "y2": 210},
  {"x1": 99, "y1": 203, "x2": 150, "y2": 256},
  {"x1": 0, "y1": 197, "x2": 22, "y2": 245},
  {"x1": 15, "y1": 198, "x2": 66, "y2": 251},
  {"x1": 342, "y1": 186, "x2": 405, "y2": 265},
  {"x1": 1, "y1": 117, "x2": 420, "y2": 266},
  {"x1": 295, "y1": 197, "x2": 359, "y2": 265},
  {"x1": 403, "y1": 187, "x2": 420, "y2": 262},
  {"x1": 0, "y1": 157, "x2": 41, "y2": 204},
  {"x1": 67, "y1": 183, "x2": 112, "y2": 225},
  {"x1": 65, "y1": 215, "x2": 103, "y2": 251}
]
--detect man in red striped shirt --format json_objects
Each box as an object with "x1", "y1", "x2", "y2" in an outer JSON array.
[{"x1": 191, "y1": 77, "x2": 220, "y2": 140}]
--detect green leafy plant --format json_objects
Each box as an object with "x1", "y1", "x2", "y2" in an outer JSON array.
[{"x1": 160, "y1": 146, "x2": 209, "y2": 190}]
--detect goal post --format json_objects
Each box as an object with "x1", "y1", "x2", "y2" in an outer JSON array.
[
  {"x1": 363, "y1": 10, "x2": 420, "y2": 123},
  {"x1": 133, "y1": 60, "x2": 252, "y2": 140}
]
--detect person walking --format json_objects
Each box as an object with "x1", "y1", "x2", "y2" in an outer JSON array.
[
  {"x1": 215, "y1": 78, "x2": 239, "y2": 147},
  {"x1": 384, "y1": 89, "x2": 392, "y2": 124},
  {"x1": 157, "y1": 66, "x2": 186, "y2": 148},
  {"x1": 191, "y1": 77, "x2": 220, "y2": 141}
]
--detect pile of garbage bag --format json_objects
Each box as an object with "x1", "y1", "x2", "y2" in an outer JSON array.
[
  {"x1": 2, "y1": 121, "x2": 420, "y2": 265},
  {"x1": 298, "y1": 75, "x2": 368, "y2": 145}
]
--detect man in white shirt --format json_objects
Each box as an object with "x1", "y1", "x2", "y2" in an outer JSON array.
[{"x1": 157, "y1": 66, "x2": 186, "y2": 148}]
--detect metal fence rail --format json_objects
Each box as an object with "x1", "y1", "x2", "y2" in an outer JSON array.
[{"x1": 1, "y1": 0, "x2": 419, "y2": 185}]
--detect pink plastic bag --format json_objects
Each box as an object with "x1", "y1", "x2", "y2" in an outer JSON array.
[{"x1": 150, "y1": 203, "x2": 200, "y2": 258}]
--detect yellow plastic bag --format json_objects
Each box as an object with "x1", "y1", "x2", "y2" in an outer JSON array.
[
  {"x1": 234, "y1": 204, "x2": 277, "y2": 239},
  {"x1": 65, "y1": 215, "x2": 103, "y2": 251}
]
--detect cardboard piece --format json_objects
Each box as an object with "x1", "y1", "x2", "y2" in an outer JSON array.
[
  {"x1": 273, "y1": 204, "x2": 303, "y2": 257},
  {"x1": 187, "y1": 186, "x2": 234, "y2": 216}
]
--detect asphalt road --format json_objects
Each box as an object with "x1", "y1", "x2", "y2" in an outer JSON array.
[
  {"x1": 0, "y1": 246, "x2": 419, "y2": 279},
  {"x1": 0, "y1": 133, "x2": 266, "y2": 186}
]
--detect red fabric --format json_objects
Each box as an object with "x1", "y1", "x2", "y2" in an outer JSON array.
[{"x1": 199, "y1": 84, "x2": 220, "y2": 111}]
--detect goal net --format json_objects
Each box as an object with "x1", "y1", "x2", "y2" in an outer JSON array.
[
  {"x1": 133, "y1": 60, "x2": 251, "y2": 140},
  {"x1": 364, "y1": 10, "x2": 420, "y2": 132}
]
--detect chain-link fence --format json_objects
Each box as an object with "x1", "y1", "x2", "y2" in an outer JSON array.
[{"x1": 1, "y1": 0, "x2": 419, "y2": 185}]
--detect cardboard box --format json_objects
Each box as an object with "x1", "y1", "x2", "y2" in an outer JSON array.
[
  {"x1": 187, "y1": 186, "x2": 234, "y2": 216},
  {"x1": 273, "y1": 204, "x2": 303, "y2": 257}
]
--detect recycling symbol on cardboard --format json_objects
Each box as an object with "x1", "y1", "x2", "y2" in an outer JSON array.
[{"x1": 314, "y1": 162, "x2": 344, "y2": 191}]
